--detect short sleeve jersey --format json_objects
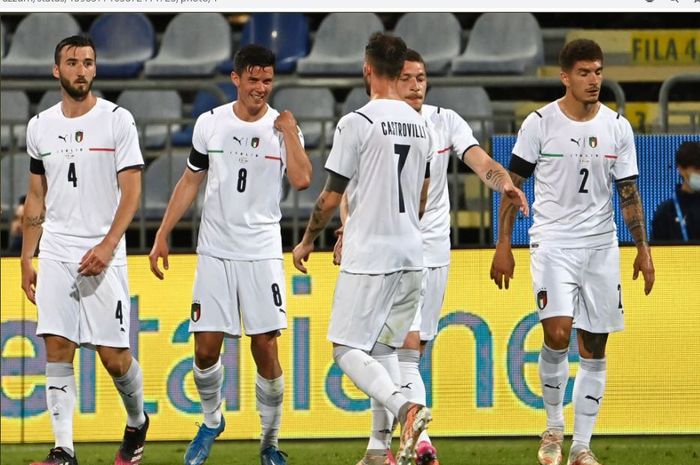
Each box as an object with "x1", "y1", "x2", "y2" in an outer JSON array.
[
  {"x1": 511, "y1": 101, "x2": 638, "y2": 248},
  {"x1": 189, "y1": 103, "x2": 304, "y2": 260},
  {"x1": 26, "y1": 98, "x2": 144, "y2": 265},
  {"x1": 326, "y1": 99, "x2": 433, "y2": 274},
  {"x1": 420, "y1": 105, "x2": 479, "y2": 267}
]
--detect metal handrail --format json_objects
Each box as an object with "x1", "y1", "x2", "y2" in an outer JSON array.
[{"x1": 658, "y1": 73, "x2": 700, "y2": 133}]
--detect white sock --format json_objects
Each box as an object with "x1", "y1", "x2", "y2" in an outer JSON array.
[
  {"x1": 334, "y1": 347, "x2": 409, "y2": 418},
  {"x1": 539, "y1": 344, "x2": 569, "y2": 431},
  {"x1": 398, "y1": 349, "x2": 429, "y2": 443},
  {"x1": 46, "y1": 362, "x2": 76, "y2": 456},
  {"x1": 572, "y1": 358, "x2": 606, "y2": 454},
  {"x1": 112, "y1": 357, "x2": 146, "y2": 428},
  {"x1": 193, "y1": 359, "x2": 223, "y2": 428},
  {"x1": 367, "y1": 352, "x2": 400, "y2": 451},
  {"x1": 256, "y1": 373, "x2": 284, "y2": 450}
]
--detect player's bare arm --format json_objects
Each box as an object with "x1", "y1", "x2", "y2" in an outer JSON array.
[
  {"x1": 20, "y1": 173, "x2": 47, "y2": 304},
  {"x1": 149, "y1": 167, "x2": 206, "y2": 279},
  {"x1": 463, "y1": 145, "x2": 529, "y2": 217},
  {"x1": 79, "y1": 167, "x2": 142, "y2": 277},
  {"x1": 490, "y1": 171, "x2": 526, "y2": 290},
  {"x1": 275, "y1": 110, "x2": 312, "y2": 190},
  {"x1": 616, "y1": 177, "x2": 655, "y2": 295}
]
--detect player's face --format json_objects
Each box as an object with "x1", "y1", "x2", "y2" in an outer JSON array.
[
  {"x1": 232, "y1": 65, "x2": 274, "y2": 114},
  {"x1": 561, "y1": 60, "x2": 602, "y2": 105},
  {"x1": 53, "y1": 45, "x2": 95, "y2": 101},
  {"x1": 397, "y1": 60, "x2": 427, "y2": 112}
]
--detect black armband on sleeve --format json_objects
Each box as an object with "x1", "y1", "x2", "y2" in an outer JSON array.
[
  {"x1": 30, "y1": 158, "x2": 45, "y2": 175},
  {"x1": 509, "y1": 154, "x2": 536, "y2": 179},
  {"x1": 324, "y1": 169, "x2": 350, "y2": 194},
  {"x1": 188, "y1": 148, "x2": 209, "y2": 172},
  {"x1": 425, "y1": 162, "x2": 431, "y2": 179}
]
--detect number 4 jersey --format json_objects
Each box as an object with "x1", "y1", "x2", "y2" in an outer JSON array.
[
  {"x1": 511, "y1": 101, "x2": 638, "y2": 248},
  {"x1": 26, "y1": 98, "x2": 144, "y2": 265}
]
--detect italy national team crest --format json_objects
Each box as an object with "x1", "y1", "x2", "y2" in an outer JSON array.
[
  {"x1": 537, "y1": 289, "x2": 548, "y2": 310},
  {"x1": 251, "y1": 137, "x2": 260, "y2": 148},
  {"x1": 191, "y1": 302, "x2": 201, "y2": 322},
  {"x1": 75, "y1": 130, "x2": 84, "y2": 143},
  {"x1": 588, "y1": 136, "x2": 597, "y2": 148}
]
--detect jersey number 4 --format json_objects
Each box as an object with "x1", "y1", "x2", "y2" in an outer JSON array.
[
  {"x1": 68, "y1": 162, "x2": 78, "y2": 187},
  {"x1": 394, "y1": 144, "x2": 410, "y2": 213}
]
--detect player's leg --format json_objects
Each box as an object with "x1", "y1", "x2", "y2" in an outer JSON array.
[{"x1": 32, "y1": 259, "x2": 80, "y2": 465}]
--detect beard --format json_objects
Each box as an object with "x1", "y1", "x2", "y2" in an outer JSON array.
[{"x1": 60, "y1": 75, "x2": 92, "y2": 100}]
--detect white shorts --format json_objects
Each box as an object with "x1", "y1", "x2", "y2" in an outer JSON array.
[
  {"x1": 328, "y1": 270, "x2": 422, "y2": 351},
  {"x1": 530, "y1": 246, "x2": 624, "y2": 334},
  {"x1": 189, "y1": 255, "x2": 287, "y2": 337},
  {"x1": 35, "y1": 258, "x2": 131, "y2": 349},
  {"x1": 409, "y1": 265, "x2": 449, "y2": 341}
]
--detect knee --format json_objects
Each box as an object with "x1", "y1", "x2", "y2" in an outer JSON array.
[
  {"x1": 99, "y1": 352, "x2": 130, "y2": 377},
  {"x1": 250, "y1": 332, "x2": 277, "y2": 355},
  {"x1": 194, "y1": 346, "x2": 221, "y2": 369},
  {"x1": 545, "y1": 327, "x2": 571, "y2": 350}
]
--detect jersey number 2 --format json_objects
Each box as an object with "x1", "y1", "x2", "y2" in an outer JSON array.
[
  {"x1": 578, "y1": 168, "x2": 589, "y2": 193},
  {"x1": 394, "y1": 144, "x2": 410, "y2": 213},
  {"x1": 68, "y1": 162, "x2": 78, "y2": 188}
]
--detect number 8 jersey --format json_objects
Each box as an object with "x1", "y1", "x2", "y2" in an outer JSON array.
[{"x1": 511, "y1": 101, "x2": 638, "y2": 248}]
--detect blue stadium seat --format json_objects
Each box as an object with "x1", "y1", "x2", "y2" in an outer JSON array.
[
  {"x1": 171, "y1": 83, "x2": 238, "y2": 147},
  {"x1": 89, "y1": 13, "x2": 155, "y2": 78},
  {"x1": 239, "y1": 13, "x2": 309, "y2": 74}
]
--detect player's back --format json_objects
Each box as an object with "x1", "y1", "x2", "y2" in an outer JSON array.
[{"x1": 327, "y1": 98, "x2": 432, "y2": 274}]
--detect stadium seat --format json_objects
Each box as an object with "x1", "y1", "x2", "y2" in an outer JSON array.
[
  {"x1": 451, "y1": 12, "x2": 544, "y2": 75},
  {"x1": 272, "y1": 87, "x2": 335, "y2": 148},
  {"x1": 240, "y1": 13, "x2": 310, "y2": 74},
  {"x1": 0, "y1": 154, "x2": 30, "y2": 218},
  {"x1": 1, "y1": 13, "x2": 80, "y2": 77},
  {"x1": 296, "y1": 13, "x2": 384, "y2": 75},
  {"x1": 36, "y1": 90, "x2": 104, "y2": 114},
  {"x1": 89, "y1": 13, "x2": 155, "y2": 78},
  {"x1": 394, "y1": 13, "x2": 462, "y2": 75},
  {"x1": 1, "y1": 91, "x2": 29, "y2": 149},
  {"x1": 142, "y1": 151, "x2": 198, "y2": 220},
  {"x1": 171, "y1": 83, "x2": 238, "y2": 147},
  {"x1": 425, "y1": 86, "x2": 494, "y2": 143},
  {"x1": 116, "y1": 90, "x2": 182, "y2": 149},
  {"x1": 1, "y1": 21, "x2": 6, "y2": 58},
  {"x1": 144, "y1": 13, "x2": 231, "y2": 77},
  {"x1": 280, "y1": 153, "x2": 326, "y2": 219},
  {"x1": 341, "y1": 87, "x2": 370, "y2": 115}
]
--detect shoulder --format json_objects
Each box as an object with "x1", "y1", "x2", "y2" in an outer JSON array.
[
  {"x1": 27, "y1": 102, "x2": 61, "y2": 132},
  {"x1": 101, "y1": 99, "x2": 136, "y2": 126}
]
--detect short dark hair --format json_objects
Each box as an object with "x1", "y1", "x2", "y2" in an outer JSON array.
[
  {"x1": 54, "y1": 35, "x2": 96, "y2": 65},
  {"x1": 559, "y1": 39, "x2": 604, "y2": 71},
  {"x1": 365, "y1": 32, "x2": 407, "y2": 79},
  {"x1": 233, "y1": 44, "x2": 275, "y2": 75},
  {"x1": 676, "y1": 141, "x2": 700, "y2": 168},
  {"x1": 405, "y1": 48, "x2": 425, "y2": 65}
]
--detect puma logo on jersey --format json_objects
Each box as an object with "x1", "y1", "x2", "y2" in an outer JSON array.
[
  {"x1": 58, "y1": 135, "x2": 67, "y2": 142},
  {"x1": 401, "y1": 382, "x2": 413, "y2": 390},
  {"x1": 336, "y1": 125, "x2": 343, "y2": 134},
  {"x1": 570, "y1": 138, "x2": 581, "y2": 146},
  {"x1": 233, "y1": 136, "x2": 243, "y2": 144},
  {"x1": 48, "y1": 385, "x2": 68, "y2": 392},
  {"x1": 585, "y1": 395, "x2": 603, "y2": 404}
]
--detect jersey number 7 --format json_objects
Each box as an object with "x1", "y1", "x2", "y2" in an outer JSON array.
[{"x1": 394, "y1": 144, "x2": 410, "y2": 213}]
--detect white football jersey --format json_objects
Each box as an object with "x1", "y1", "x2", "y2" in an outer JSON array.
[
  {"x1": 26, "y1": 98, "x2": 144, "y2": 265},
  {"x1": 189, "y1": 103, "x2": 304, "y2": 260},
  {"x1": 327, "y1": 99, "x2": 433, "y2": 274},
  {"x1": 512, "y1": 101, "x2": 638, "y2": 248},
  {"x1": 421, "y1": 105, "x2": 479, "y2": 267}
]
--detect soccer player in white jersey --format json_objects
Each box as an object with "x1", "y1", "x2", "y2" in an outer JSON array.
[
  {"x1": 292, "y1": 32, "x2": 433, "y2": 465},
  {"x1": 491, "y1": 39, "x2": 655, "y2": 465},
  {"x1": 148, "y1": 44, "x2": 311, "y2": 465},
  {"x1": 332, "y1": 49, "x2": 527, "y2": 465},
  {"x1": 21, "y1": 35, "x2": 148, "y2": 465}
]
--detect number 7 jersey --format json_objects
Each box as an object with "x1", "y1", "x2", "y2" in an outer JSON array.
[{"x1": 512, "y1": 101, "x2": 638, "y2": 248}]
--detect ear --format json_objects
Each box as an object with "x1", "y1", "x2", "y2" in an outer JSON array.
[
  {"x1": 231, "y1": 71, "x2": 240, "y2": 88},
  {"x1": 52, "y1": 64, "x2": 60, "y2": 80},
  {"x1": 560, "y1": 70, "x2": 570, "y2": 88}
]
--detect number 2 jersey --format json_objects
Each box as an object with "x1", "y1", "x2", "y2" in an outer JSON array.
[
  {"x1": 188, "y1": 103, "x2": 304, "y2": 260},
  {"x1": 511, "y1": 101, "x2": 638, "y2": 248},
  {"x1": 26, "y1": 98, "x2": 144, "y2": 265}
]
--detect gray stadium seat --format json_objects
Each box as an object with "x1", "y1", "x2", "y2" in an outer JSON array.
[
  {"x1": 142, "y1": 151, "x2": 202, "y2": 220},
  {"x1": 394, "y1": 13, "x2": 462, "y2": 75},
  {"x1": 1, "y1": 21, "x2": 6, "y2": 58},
  {"x1": 280, "y1": 153, "x2": 326, "y2": 219},
  {"x1": 425, "y1": 87, "x2": 493, "y2": 143},
  {"x1": 451, "y1": 12, "x2": 544, "y2": 75},
  {"x1": 36, "y1": 90, "x2": 104, "y2": 114},
  {"x1": 296, "y1": 13, "x2": 384, "y2": 75},
  {"x1": 0, "y1": 154, "x2": 30, "y2": 218},
  {"x1": 1, "y1": 13, "x2": 80, "y2": 77},
  {"x1": 272, "y1": 87, "x2": 335, "y2": 148},
  {"x1": 116, "y1": 90, "x2": 182, "y2": 149},
  {"x1": 143, "y1": 13, "x2": 231, "y2": 77},
  {"x1": 1, "y1": 91, "x2": 29, "y2": 149},
  {"x1": 341, "y1": 87, "x2": 370, "y2": 115}
]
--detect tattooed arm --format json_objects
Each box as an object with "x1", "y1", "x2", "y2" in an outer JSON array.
[
  {"x1": 21, "y1": 173, "x2": 48, "y2": 304},
  {"x1": 490, "y1": 171, "x2": 526, "y2": 289},
  {"x1": 616, "y1": 177, "x2": 655, "y2": 294}
]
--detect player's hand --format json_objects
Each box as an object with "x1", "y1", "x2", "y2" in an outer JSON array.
[
  {"x1": 274, "y1": 110, "x2": 298, "y2": 134},
  {"x1": 78, "y1": 240, "x2": 114, "y2": 276},
  {"x1": 149, "y1": 235, "x2": 170, "y2": 280},
  {"x1": 490, "y1": 242, "x2": 515, "y2": 290},
  {"x1": 293, "y1": 241, "x2": 314, "y2": 274},
  {"x1": 21, "y1": 260, "x2": 38, "y2": 304},
  {"x1": 503, "y1": 184, "x2": 529, "y2": 217},
  {"x1": 633, "y1": 244, "x2": 655, "y2": 295},
  {"x1": 332, "y1": 228, "x2": 343, "y2": 266}
]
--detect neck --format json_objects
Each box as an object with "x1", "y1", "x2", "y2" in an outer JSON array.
[
  {"x1": 370, "y1": 77, "x2": 401, "y2": 101},
  {"x1": 61, "y1": 93, "x2": 96, "y2": 118},
  {"x1": 233, "y1": 101, "x2": 267, "y2": 122},
  {"x1": 558, "y1": 94, "x2": 600, "y2": 122}
]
